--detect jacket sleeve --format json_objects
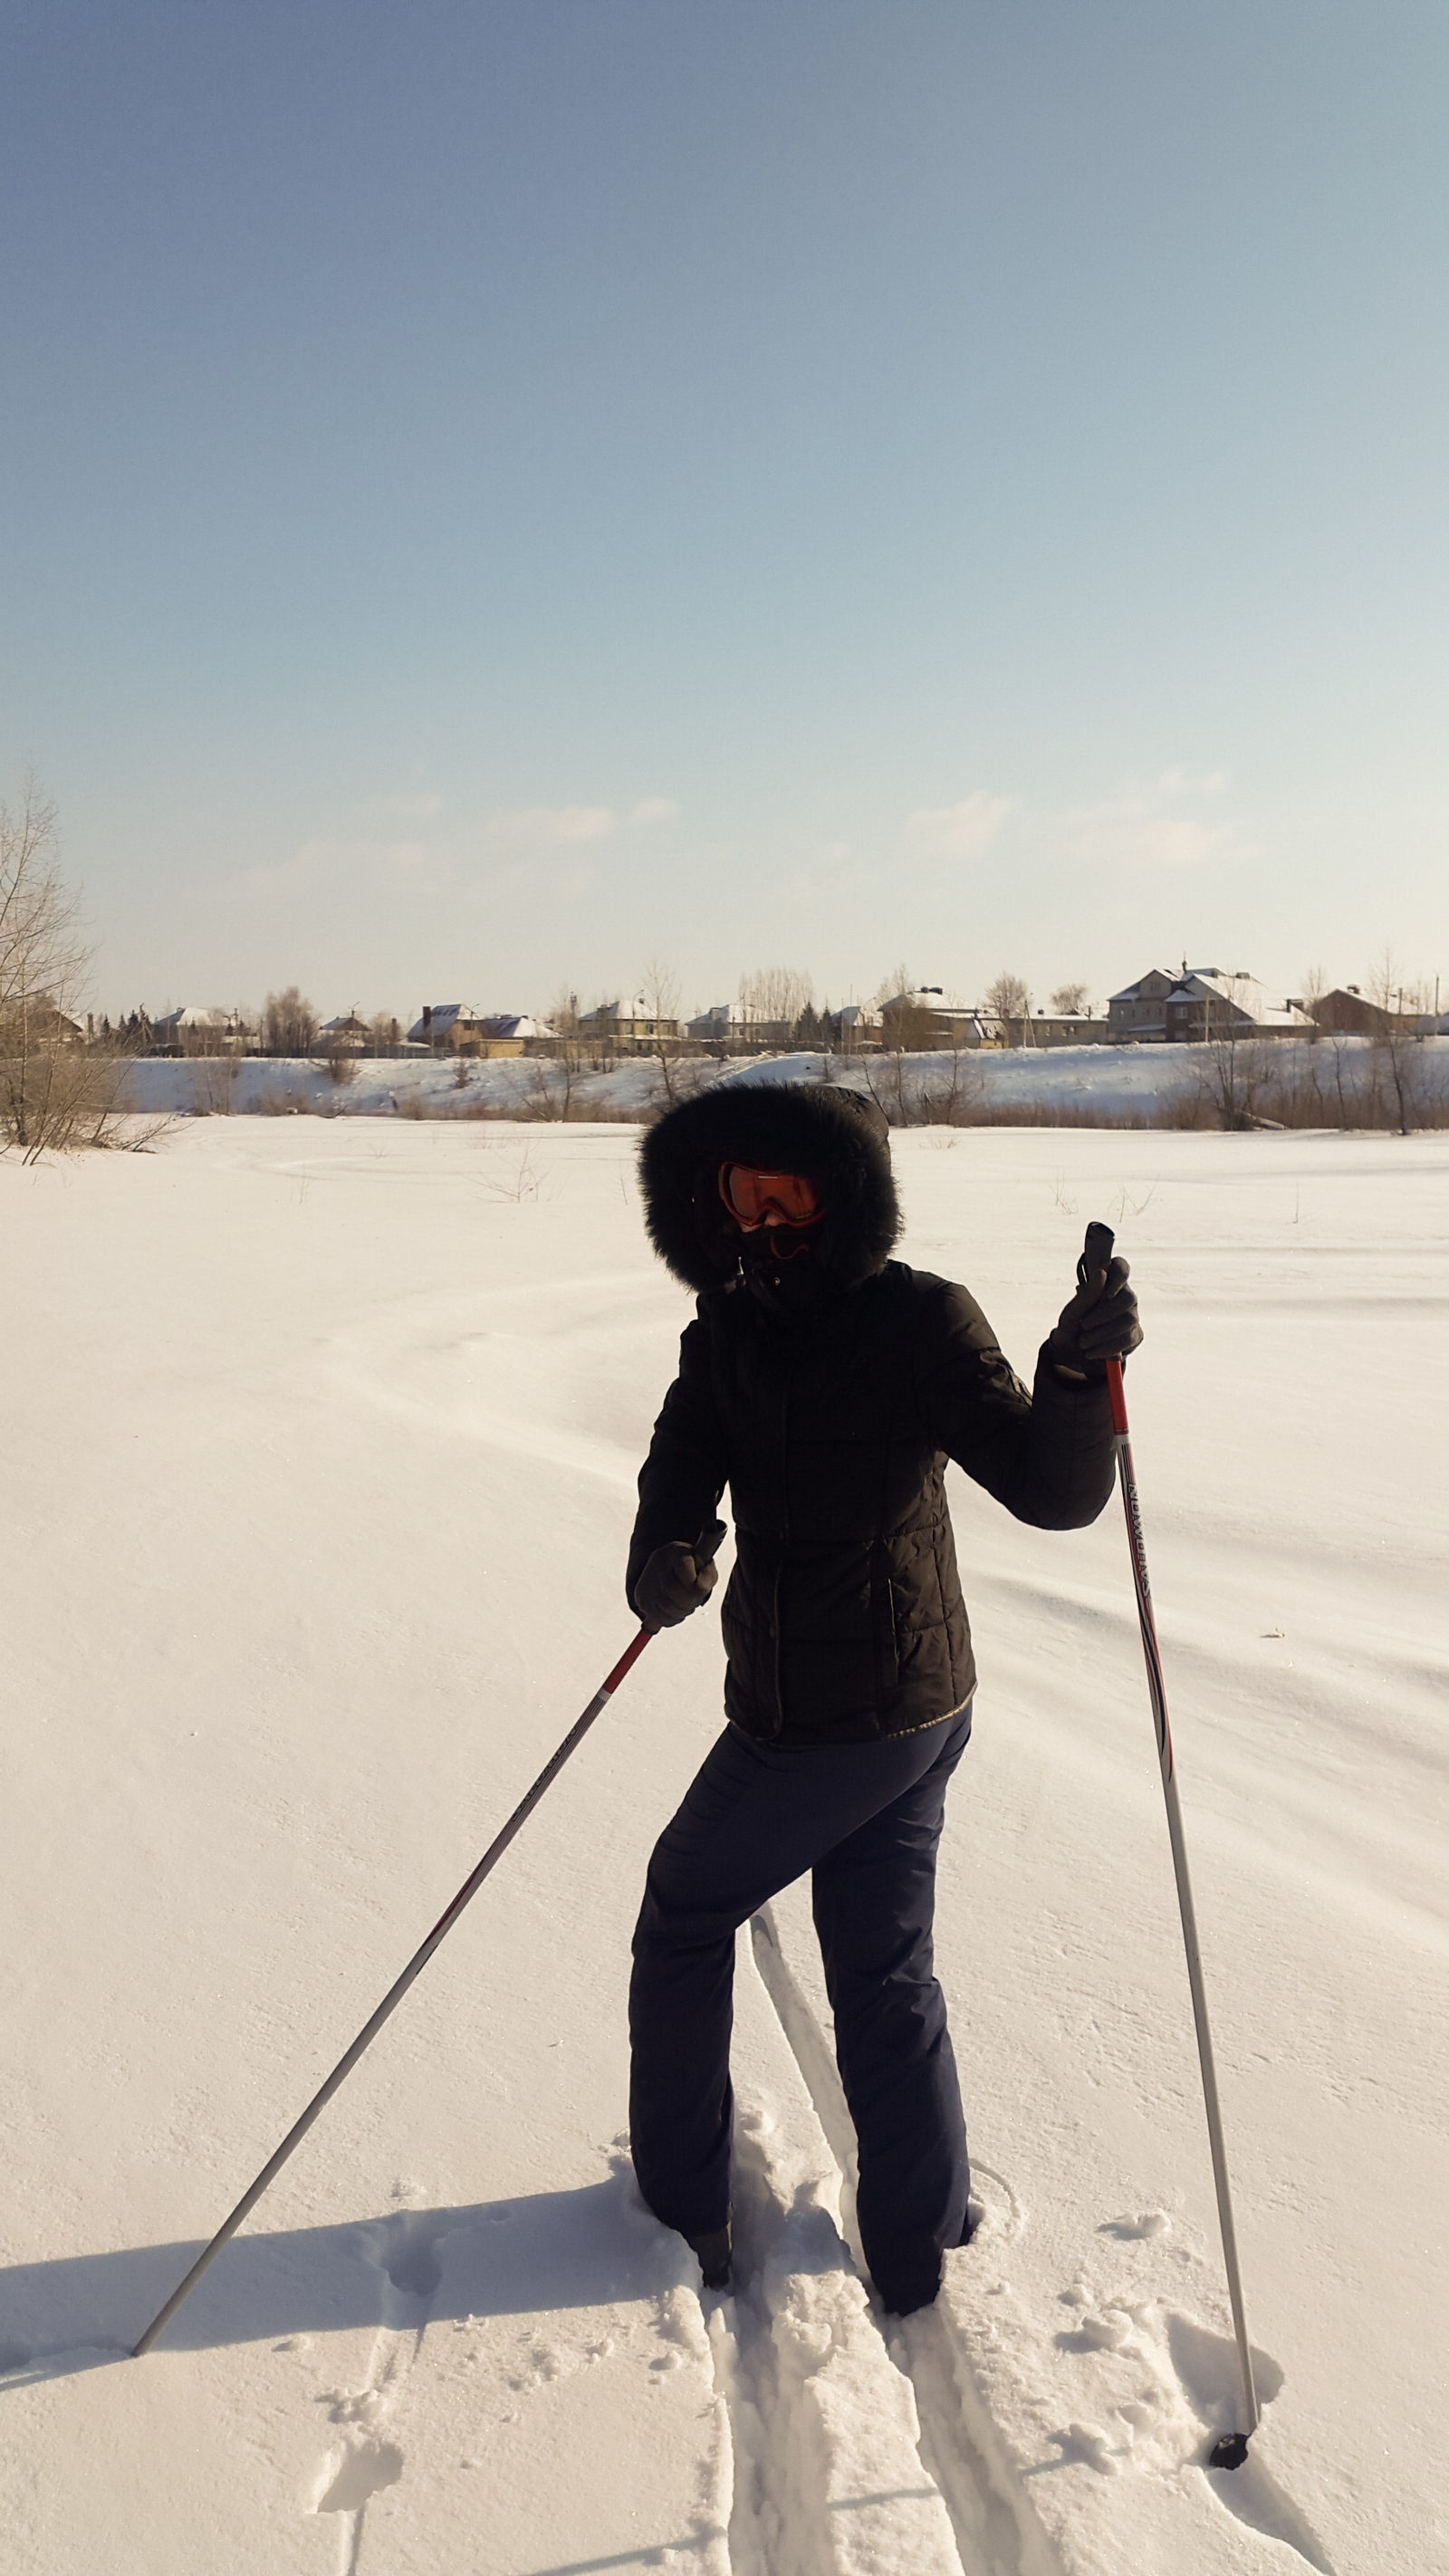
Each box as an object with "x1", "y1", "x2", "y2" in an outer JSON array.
[
  {"x1": 626, "y1": 1308, "x2": 730, "y2": 1614},
  {"x1": 915, "y1": 1282, "x2": 1117, "y2": 1531}
]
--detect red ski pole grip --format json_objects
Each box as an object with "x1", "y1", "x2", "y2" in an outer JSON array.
[{"x1": 1105, "y1": 1358, "x2": 1129, "y2": 1436}]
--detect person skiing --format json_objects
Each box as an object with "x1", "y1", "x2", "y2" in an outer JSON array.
[{"x1": 625, "y1": 1081, "x2": 1143, "y2": 2315}]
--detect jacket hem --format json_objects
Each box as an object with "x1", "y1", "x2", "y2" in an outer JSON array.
[{"x1": 725, "y1": 1690, "x2": 974, "y2": 1750}]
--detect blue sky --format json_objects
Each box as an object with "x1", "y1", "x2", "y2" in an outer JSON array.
[{"x1": 2, "y1": 1, "x2": 1445, "y2": 1024}]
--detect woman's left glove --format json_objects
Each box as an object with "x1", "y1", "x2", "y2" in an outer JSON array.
[{"x1": 1047, "y1": 1251, "x2": 1143, "y2": 1381}]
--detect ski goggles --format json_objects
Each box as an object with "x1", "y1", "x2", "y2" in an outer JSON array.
[{"x1": 718, "y1": 1162, "x2": 825, "y2": 1231}]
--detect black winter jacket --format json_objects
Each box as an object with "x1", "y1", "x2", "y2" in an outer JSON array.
[{"x1": 628, "y1": 1084, "x2": 1118, "y2": 1747}]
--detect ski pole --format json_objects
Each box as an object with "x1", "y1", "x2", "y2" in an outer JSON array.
[
  {"x1": 132, "y1": 1520, "x2": 726, "y2": 2360},
  {"x1": 1088, "y1": 1229, "x2": 1257, "y2": 2470}
]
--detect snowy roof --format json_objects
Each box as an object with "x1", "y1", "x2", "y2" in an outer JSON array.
[
  {"x1": 406, "y1": 1004, "x2": 479, "y2": 1043},
  {"x1": 151, "y1": 1004, "x2": 239, "y2": 1035},
  {"x1": 1168, "y1": 973, "x2": 1312, "y2": 1028},
  {"x1": 1108, "y1": 967, "x2": 1177, "y2": 1004}
]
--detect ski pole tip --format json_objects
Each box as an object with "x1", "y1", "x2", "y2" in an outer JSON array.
[{"x1": 1207, "y1": 2431, "x2": 1252, "y2": 2472}]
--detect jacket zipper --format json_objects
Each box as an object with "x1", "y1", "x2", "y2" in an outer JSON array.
[{"x1": 772, "y1": 1358, "x2": 793, "y2": 1737}]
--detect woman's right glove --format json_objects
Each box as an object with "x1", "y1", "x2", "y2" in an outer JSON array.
[{"x1": 636, "y1": 1541, "x2": 720, "y2": 1632}]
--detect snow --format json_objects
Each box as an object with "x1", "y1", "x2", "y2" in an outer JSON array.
[{"x1": 2, "y1": 1117, "x2": 1444, "y2": 2574}]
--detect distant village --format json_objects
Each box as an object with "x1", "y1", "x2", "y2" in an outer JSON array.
[{"x1": 84, "y1": 960, "x2": 1445, "y2": 1061}]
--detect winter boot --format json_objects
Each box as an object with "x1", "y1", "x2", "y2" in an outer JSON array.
[{"x1": 686, "y1": 2225, "x2": 732, "y2": 2292}]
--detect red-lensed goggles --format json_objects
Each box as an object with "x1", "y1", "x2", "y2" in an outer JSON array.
[{"x1": 718, "y1": 1162, "x2": 825, "y2": 1231}]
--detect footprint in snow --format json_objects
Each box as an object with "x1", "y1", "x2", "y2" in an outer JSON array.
[{"x1": 313, "y1": 2438, "x2": 405, "y2": 2514}]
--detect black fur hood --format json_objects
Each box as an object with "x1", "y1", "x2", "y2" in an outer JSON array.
[{"x1": 638, "y1": 1081, "x2": 901, "y2": 1295}]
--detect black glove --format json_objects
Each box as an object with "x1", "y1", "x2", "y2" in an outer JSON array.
[
  {"x1": 636, "y1": 1541, "x2": 720, "y2": 1632},
  {"x1": 1047, "y1": 1224, "x2": 1144, "y2": 1381}
]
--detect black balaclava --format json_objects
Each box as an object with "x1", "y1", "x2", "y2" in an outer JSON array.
[{"x1": 691, "y1": 1158, "x2": 833, "y2": 1320}]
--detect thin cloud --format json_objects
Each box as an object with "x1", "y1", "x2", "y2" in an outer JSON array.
[
  {"x1": 907, "y1": 793, "x2": 1016, "y2": 860},
  {"x1": 786, "y1": 841, "x2": 877, "y2": 907},
  {"x1": 1063, "y1": 773, "x2": 1235, "y2": 871},
  {"x1": 224, "y1": 837, "x2": 442, "y2": 900},
  {"x1": 486, "y1": 796, "x2": 679, "y2": 849},
  {"x1": 364, "y1": 792, "x2": 445, "y2": 822}
]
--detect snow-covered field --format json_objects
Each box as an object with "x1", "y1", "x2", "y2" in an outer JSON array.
[
  {"x1": 118, "y1": 1041, "x2": 1212, "y2": 1126},
  {"x1": 3, "y1": 1118, "x2": 1444, "y2": 2574}
]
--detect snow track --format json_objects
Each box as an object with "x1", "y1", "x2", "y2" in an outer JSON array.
[
  {"x1": 739, "y1": 1900, "x2": 1339, "y2": 2576},
  {"x1": 737, "y1": 1904, "x2": 1060, "y2": 2576}
]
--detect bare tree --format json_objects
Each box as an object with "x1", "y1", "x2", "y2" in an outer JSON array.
[
  {"x1": 1050, "y1": 982, "x2": 1089, "y2": 1016},
  {"x1": 0, "y1": 779, "x2": 87, "y2": 1020},
  {"x1": 525, "y1": 987, "x2": 586, "y2": 1118},
  {"x1": 638, "y1": 956, "x2": 685, "y2": 1103},
  {"x1": 984, "y1": 971, "x2": 1032, "y2": 1043},
  {"x1": 1297, "y1": 964, "x2": 1326, "y2": 1043},
  {"x1": 866, "y1": 964, "x2": 927, "y2": 1054},
  {"x1": 738, "y1": 966, "x2": 815, "y2": 1047},
  {"x1": 1368, "y1": 952, "x2": 1426, "y2": 1135},
  {"x1": 264, "y1": 985, "x2": 319, "y2": 1056},
  {"x1": 0, "y1": 780, "x2": 132, "y2": 1158}
]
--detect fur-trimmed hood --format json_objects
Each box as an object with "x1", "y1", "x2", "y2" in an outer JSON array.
[{"x1": 639, "y1": 1081, "x2": 901, "y2": 1295}]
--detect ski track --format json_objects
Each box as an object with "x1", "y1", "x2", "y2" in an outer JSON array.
[
  {"x1": 743, "y1": 1902, "x2": 1339, "y2": 2576},
  {"x1": 744, "y1": 1903, "x2": 1050, "y2": 2576}
]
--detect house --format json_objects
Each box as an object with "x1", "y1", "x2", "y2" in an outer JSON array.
[
  {"x1": 149, "y1": 1004, "x2": 249, "y2": 1056},
  {"x1": 1302, "y1": 986, "x2": 1394, "y2": 1037},
  {"x1": 1107, "y1": 968, "x2": 1180, "y2": 1042},
  {"x1": 879, "y1": 990, "x2": 1003, "y2": 1050},
  {"x1": 1162, "y1": 971, "x2": 1312, "y2": 1043},
  {"x1": 686, "y1": 1005, "x2": 737, "y2": 1046},
  {"x1": 1003, "y1": 1013, "x2": 1112, "y2": 1049},
  {"x1": 830, "y1": 1004, "x2": 883, "y2": 1052},
  {"x1": 407, "y1": 1004, "x2": 490, "y2": 1053},
  {"x1": 317, "y1": 1011, "x2": 371, "y2": 1053},
  {"x1": 475, "y1": 1015, "x2": 555, "y2": 1059},
  {"x1": 578, "y1": 998, "x2": 682, "y2": 1053},
  {"x1": 21, "y1": 997, "x2": 87, "y2": 1044}
]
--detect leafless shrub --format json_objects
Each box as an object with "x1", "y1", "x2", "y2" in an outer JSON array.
[
  {"x1": 189, "y1": 1055, "x2": 243, "y2": 1114},
  {"x1": 1197, "y1": 1037, "x2": 1269, "y2": 1130},
  {"x1": 258, "y1": 1086, "x2": 318, "y2": 1117},
  {"x1": 913, "y1": 1051, "x2": 982, "y2": 1125},
  {"x1": 479, "y1": 1142, "x2": 550, "y2": 1200}
]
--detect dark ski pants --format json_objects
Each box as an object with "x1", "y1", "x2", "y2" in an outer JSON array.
[{"x1": 629, "y1": 1708, "x2": 973, "y2": 2312}]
